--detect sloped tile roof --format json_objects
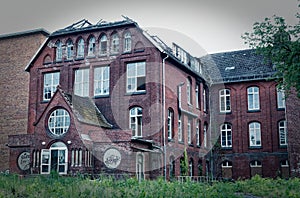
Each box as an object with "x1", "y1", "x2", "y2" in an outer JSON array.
[
  {"x1": 201, "y1": 49, "x2": 276, "y2": 83},
  {"x1": 63, "y1": 92, "x2": 113, "y2": 128}
]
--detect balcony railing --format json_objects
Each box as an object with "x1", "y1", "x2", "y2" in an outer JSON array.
[{"x1": 176, "y1": 176, "x2": 222, "y2": 183}]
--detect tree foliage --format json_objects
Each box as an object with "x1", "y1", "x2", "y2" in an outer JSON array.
[{"x1": 242, "y1": 4, "x2": 300, "y2": 97}]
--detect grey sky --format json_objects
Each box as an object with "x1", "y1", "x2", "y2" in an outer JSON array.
[{"x1": 0, "y1": 0, "x2": 298, "y2": 54}]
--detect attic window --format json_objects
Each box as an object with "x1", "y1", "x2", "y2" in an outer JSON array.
[{"x1": 225, "y1": 66, "x2": 235, "y2": 71}]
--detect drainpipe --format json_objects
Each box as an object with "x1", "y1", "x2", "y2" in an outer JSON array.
[{"x1": 162, "y1": 53, "x2": 169, "y2": 181}]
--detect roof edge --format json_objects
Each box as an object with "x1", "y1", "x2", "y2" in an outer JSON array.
[{"x1": 0, "y1": 28, "x2": 50, "y2": 40}]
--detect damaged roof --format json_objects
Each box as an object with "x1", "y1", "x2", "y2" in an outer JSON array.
[
  {"x1": 201, "y1": 49, "x2": 276, "y2": 84},
  {"x1": 63, "y1": 92, "x2": 113, "y2": 128}
]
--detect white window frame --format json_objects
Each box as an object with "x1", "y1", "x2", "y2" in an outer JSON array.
[
  {"x1": 221, "y1": 123, "x2": 232, "y2": 148},
  {"x1": 167, "y1": 109, "x2": 174, "y2": 140},
  {"x1": 187, "y1": 78, "x2": 192, "y2": 105},
  {"x1": 188, "y1": 118, "x2": 192, "y2": 144},
  {"x1": 124, "y1": 31, "x2": 132, "y2": 52},
  {"x1": 203, "y1": 124, "x2": 207, "y2": 148},
  {"x1": 74, "y1": 68, "x2": 89, "y2": 97},
  {"x1": 250, "y1": 160, "x2": 262, "y2": 167},
  {"x1": 203, "y1": 88, "x2": 207, "y2": 112},
  {"x1": 136, "y1": 153, "x2": 145, "y2": 182},
  {"x1": 48, "y1": 108, "x2": 70, "y2": 136},
  {"x1": 221, "y1": 161, "x2": 232, "y2": 168},
  {"x1": 55, "y1": 40, "x2": 62, "y2": 61},
  {"x1": 196, "y1": 120, "x2": 200, "y2": 146},
  {"x1": 99, "y1": 35, "x2": 108, "y2": 55},
  {"x1": 66, "y1": 39, "x2": 74, "y2": 60},
  {"x1": 279, "y1": 120, "x2": 287, "y2": 146},
  {"x1": 88, "y1": 36, "x2": 96, "y2": 56},
  {"x1": 111, "y1": 33, "x2": 119, "y2": 53},
  {"x1": 77, "y1": 38, "x2": 84, "y2": 58},
  {"x1": 247, "y1": 87, "x2": 260, "y2": 111},
  {"x1": 130, "y1": 107, "x2": 143, "y2": 137},
  {"x1": 219, "y1": 89, "x2": 231, "y2": 113},
  {"x1": 249, "y1": 122, "x2": 261, "y2": 147},
  {"x1": 178, "y1": 114, "x2": 182, "y2": 142},
  {"x1": 43, "y1": 72, "x2": 60, "y2": 101},
  {"x1": 196, "y1": 84, "x2": 199, "y2": 108},
  {"x1": 277, "y1": 88, "x2": 286, "y2": 109},
  {"x1": 127, "y1": 62, "x2": 146, "y2": 93},
  {"x1": 94, "y1": 66, "x2": 110, "y2": 96}
]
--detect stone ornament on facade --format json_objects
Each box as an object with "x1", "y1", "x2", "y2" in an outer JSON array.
[
  {"x1": 103, "y1": 148, "x2": 121, "y2": 169},
  {"x1": 17, "y1": 151, "x2": 30, "y2": 171}
]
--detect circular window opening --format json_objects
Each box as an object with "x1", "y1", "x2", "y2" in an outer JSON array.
[{"x1": 48, "y1": 109, "x2": 70, "y2": 136}]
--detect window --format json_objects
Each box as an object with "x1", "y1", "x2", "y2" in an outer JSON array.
[
  {"x1": 281, "y1": 160, "x2": 289, "y2": 167},
  {"x1": 99, "y1": 34, "x2": 107, "y2": 55},
  {"x1": 48, "y1": 109, "x2": 70, "y2": 136},
  {"x1": 219, "y1": 89, "x2": 231, "y2": 112},
  {"x1": 279, "y1": 120, "x2": 287, "y2": 146},
  {"x1": 188, "y1": 118, "x2": 192, "y2": 144},
  {"x1": 189, "y1": 159, "x2": 194, "y2": 176},
  {"x1": 247, "y1": 87, "x2": 260, "y2": 111},
  {"x1": 169, "y1": 156, "x2": 175, "y2": 178},
  {"x1": 203, "y1": 88, "x2": 207, "y2": 112},
  {"x1": 43, "y1": 72, "x2": 60, "y2": 101},
  {"x1": 136, "y1": 153, "x2": 144, "y2": 182},
  {"x1": 66, "y1": 39, "x2": 74, "y2": 60},
  {"x1": 221, "y1": 123, "x2": 232, "y2": 148},
  {"x1": 77, "y1": 38, "x2": 84, "y2": 58},
  {"x1": 250, "y1": 160, "x2": 262, "y2": 167},
  {"x1": 130, "y1": 107, "x2": 142, "y2": 137},
  {"x1": 127, "y1": 62, "x2": 146, "y2": 93},
  {"x1": 203, "y1": 123, "x2": 207, "y2": 148},
  {"x1": 111, "y1": 33, "x2": 119, "y2": 53},
  {"x1": 55, "y1": 40, "x2": 62, "y2": 61},
  {"x1": 249, "y1": 122, "x2": 261, "y2": 147},
  {"x1": 277, "y1": 88, "x2": 285, "y2": 109},
  {"x1": 94, "y1": 66, "x2": 110, "y2": 96},
  {"x1": 167, "y1": 108, "x2": 174, "y2": 140},
  {"x1": 196, "y1": 120, "x2": 200, "y2": 146},
  {"x1": 222, "y1": 161, "x2": 232, "y2": 168},
  {"x1": 187, "y1": 78, "x2": 192, "y2": 105},
  {"x1": 88, "y1": 36, "x2": 96, "y2": 56},
  {"x1": 178, "y1": 114, "x2": 183, "y2": 142},
  {"x1": 196, "y1": 84, "x2": 200, "y2": 108},
  {"x1": 124, "y1": 31, "x2": 132, "y2": 52},
  {"x1": 74, "y1": 68, "x2": 89, "y2": 97}
]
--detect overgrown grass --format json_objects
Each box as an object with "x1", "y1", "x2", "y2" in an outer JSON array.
[{"x1": 0, "y1": 173, "x2": 299, "y2": 198}]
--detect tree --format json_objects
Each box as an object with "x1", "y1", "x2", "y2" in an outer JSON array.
[
  {"x1": 180, "y1": 147, "x2": 189, "y2": 176},
  {"x1": 242, "y1": 4, "x2": 300, "y2": 97}
]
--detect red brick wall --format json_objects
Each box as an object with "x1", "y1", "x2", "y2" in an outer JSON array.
[
  {"x1": 286, "y1": 89, "x2": 300, "y2": 177},
  {"x1": 0, "y1": 32, "x2": 47, "y2": 171}
]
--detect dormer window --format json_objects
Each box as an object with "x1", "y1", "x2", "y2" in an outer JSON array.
[
  {"x1": 99, "y1": 34, "x2": 108, "y2": 55},
  {"x1": 77, "y1": 38, "x2": 84, "y2": 58},
  {"x1": 55, "y1": 40, "x2": 62, "y2": 62},
  {"x1": 88, "y1": 36, "x2": 96, "y2": 56},
  {"x1": 111, "y1": 33, "x2": 119, "y2": 53},
  {"x1": 124, "y1": 31, "x2": 132, "y2": 52},
  {"x1": 66, "y1": 39, "x2": 74, "y2": 60}
]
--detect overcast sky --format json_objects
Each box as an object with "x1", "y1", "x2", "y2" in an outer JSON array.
[{"x1": 0, "y1": 0, "x2": 298, "y2": 55}]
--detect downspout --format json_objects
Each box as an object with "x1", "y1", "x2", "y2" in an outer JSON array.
[{"x1": 162, "y1": 53, "x2": 169, "y2": 181}]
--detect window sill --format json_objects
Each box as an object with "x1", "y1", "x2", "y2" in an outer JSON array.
[
  {"x1": 126, "y1": 91, "x2": 146, "y2": 96},
  {"x1": 64, "y1": 59, "x2": 73, "y2": 62},
  {"x1": 54, "y1": 60, "x2": 63, "y2": 64},
  {"x1": 188, "y1": 143, "x2": 194, "y2": 147},
  {"x1": 122, "y1": 51, "x2": 132, "y2": 55},
  {"x1": 279, "y1": 145, "x2": 287, "y2": 149},
  {"x1": 168, "y1": 138, "x2": 174, "y2": 142},
  {"x1": 178, "y1": 141, "x2": 184, "y2": 144},
  {"x1": 277, "y1": 108, "x2": 285, "y2": 111},
  {"x1": 219, "y1": 111, "x2": 232, "y2": 115},
  {"x1": 134, "y1": 48, "x2": 145, "y2": 53},
  {"x1": 75, "y1": 57, "x2": 84, "y2": 61},
  {"x1": 247, "y1": 110, "x2": 261, "y2": 113},
  {"x1": 87, "y1": 55, "x2": 96, "y2": 59},
  {"x1": 249, "y1": 146, "x2": 262, "y2": 149},
  {"x1": 93, "y1": 95, "x2": 110, "y2": 99},
  {"x1": 221, "y1": 147, "x2": 232, "y2": 150}
]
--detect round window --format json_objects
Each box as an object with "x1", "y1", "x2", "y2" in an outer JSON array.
[{"x1": 48, "y1": 109, "x2": 70, "y2": 136}]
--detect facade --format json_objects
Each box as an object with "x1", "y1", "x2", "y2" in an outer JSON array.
[
  {"x1": 203, "y1": 49, "x2": 289, "y2": 179},
  {"x1": 8, "y1": 19, "x2": 209, "y2": 179},
  {"x1": 0, "y1": 29, "x2": 49, "y2": 172}
]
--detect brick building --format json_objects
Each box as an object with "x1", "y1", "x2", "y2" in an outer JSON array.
[
  {"x1": 7, "y1": 19, "x2": 209, "y2": 179},
  {"x1": 0, "y1": 29, "x2": 49, "y2": 172},
  {"x1": 203, "y1": 49, "x2": 289, "y2": 179}
]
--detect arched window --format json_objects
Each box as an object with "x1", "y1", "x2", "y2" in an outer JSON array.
[
  {"x1": 77, "y1": 38, "x2": 84, "y2": 58},
  {"x1": 203, "y1": 123, "x2": 208, "y2": 148},
  {"x1": 221, "y1": 160, "x2": 233, "y2": 179},
  {"x1": 88, "y1": 36, "x2": 96, "y2": 56},
  {"x1": 130, "y1": 107, "x2": 142, "y2": 137},
  {"x1": 250, "y1": 160, "x2": 262, "y2": 177},
  {"x1": 167, "y1": 108, "x2": 174, "y2": 140},
  {"x1": 279, "y1": 120, "x2": 287, "y2": 146},
  {"x1": 221, "y1": 123, "x2": 232, "y2": 148},
  {"x1": 277, "y1": 87, "x2": 285, "y2": 109},
  {"x1": 169, "y1": 156, "x2": 175, "y2": 179},
  {"x1": 219, "y1": 89, "x2": 231, "y2": 112},
  {"x1": 55, "y1": 40, "x2": 62, "y2": 61},
  {"x1": 124, "y1": 31, "x2": 132, "y2": 52},
  {"x1": 111, "y1": 33, "x2": 119, "y2": 53},
  {"x1": 189, "y1": 158, "x2": 194, "y2": 176},
  {"x1": 66, "y1": 39, "x2": 74, "y2": 60},
  {"x1": 249, "y1": 122, "x2": 261, "y2": 147},
  {"x1": 196, "y1": 120, "x2": 200, "y2": 146},
  {"x1": 247, "y1": 86, "x2": 260, "y2": 111},
  {"x1": 136, "y1": 153, "x2": 144, "y2": 181},
  {"x1": 99, "y1": 34, "x2": 107, "y2": 55}
]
